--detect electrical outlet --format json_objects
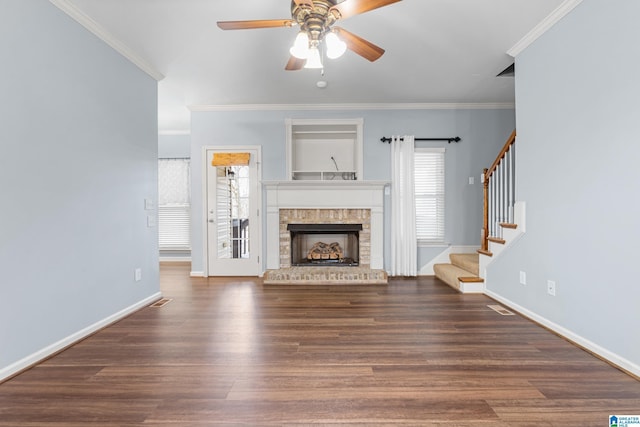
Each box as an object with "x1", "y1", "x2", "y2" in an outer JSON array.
[
  {"x1": 468, "y1": 176, "x2": 475, "y2": 185},
  {"x1": 519, "y1": 271, "x2": 526, "y2": 285},
  {"x1": 547, "y1": 280, "x2": 556, "y2": 296},
  {"x1": 147, "y1": 215, "x2": 156, "y2": 227},
  {"x1": 134, "y1": 268, "x2": 142, "y2": 282},
  {"x1": 144, "y1": 198, "x2": 154, "y2": 210}
]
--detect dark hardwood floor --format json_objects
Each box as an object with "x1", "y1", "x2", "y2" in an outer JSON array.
[{"x1": 1, "y1": 262, "x2": 639, "y2": 426}]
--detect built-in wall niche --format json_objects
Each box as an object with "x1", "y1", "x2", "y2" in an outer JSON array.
[{"x1": 285, "y1": 118, "x2": 363, "y2": 181}]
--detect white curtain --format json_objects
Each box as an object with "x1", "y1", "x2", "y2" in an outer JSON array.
[{"x1": 390, "y1": 135, "x2": 417, "y2": 276}]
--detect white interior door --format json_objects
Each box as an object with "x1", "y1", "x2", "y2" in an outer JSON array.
[{"x1": 206, "y1": 148, "x2": 260, "y2": 276}]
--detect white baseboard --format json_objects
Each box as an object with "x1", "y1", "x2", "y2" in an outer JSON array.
[
  {"x1": 485, "y1": 289, "x2": 640, "y2": 378},
  {"x1": 190, "y1": 271, "x2": 205, "y2": 277},
  {"x1": 0, "y1": 292, "x2": 162, "y2": 382},
  {"x1": 419, "y1": 245, "x2": 479, "y2": 275},
  {"x1": 159, "y1": 257, "x2": 191, "y2": 262}
]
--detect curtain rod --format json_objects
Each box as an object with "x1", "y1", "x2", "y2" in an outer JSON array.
[{"x1": 380, "y1": 136, "x2": 461, "y2": 144}]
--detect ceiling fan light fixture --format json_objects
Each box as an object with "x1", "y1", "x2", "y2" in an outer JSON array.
[
  {"x1": 289, "y1": 31, "x2": 310, "y2": 59},
  {"x1": 325, "y1": 31, "x2": 347, "y2": 59},
  {"x1": 304, "y1": 46, "x2": 323, "y2": 69}
]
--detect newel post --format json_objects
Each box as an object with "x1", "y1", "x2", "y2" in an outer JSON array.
[{"x1": 482, "y1": 168, "x2": 489, "y2": 251}]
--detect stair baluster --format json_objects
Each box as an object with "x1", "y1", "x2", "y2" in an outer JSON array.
[{"x1": 482, "y1": 130, "x2": 516, "y2": 252}]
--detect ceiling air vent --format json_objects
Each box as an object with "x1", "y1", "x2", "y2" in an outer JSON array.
[{"x1": 497, "y1": 63, "x2": 515, "y2": 77}]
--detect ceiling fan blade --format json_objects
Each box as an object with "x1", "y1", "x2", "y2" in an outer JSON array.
[
  {"x1": 217, "y1": 19, "x2": 295, "y2": 30},
  {"x1": 285, "y1": 56, "x2": 305, "y2": 71},
  {"x1": 334, "y1": 27, "x2": 385, "y2": 62},
  {"x1": 329, "y1": 0, "x2": 402, "y2": 20}
]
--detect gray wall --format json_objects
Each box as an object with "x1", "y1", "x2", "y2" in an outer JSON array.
[
  {"x1": 486, "y1": 0, "x2": 640, "y2": 368},
  {"x1": 159, "y1": 134, "x2": 190, "y2": 158},
  {"x1": 0, "y1": 1, "x2": 159, "y2": 373},
  {"x1": 190, "y1": 108, "x2": 514, "y2": 273}
]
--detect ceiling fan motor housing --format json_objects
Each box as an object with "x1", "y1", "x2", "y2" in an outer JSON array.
[{"x1": 292, "y1": 0, "x2": 340, "y2": 42}]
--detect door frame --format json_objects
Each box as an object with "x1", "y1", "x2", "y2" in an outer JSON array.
[{"x1": 201, "y1": 145, "x2": 262, "y2": 277}]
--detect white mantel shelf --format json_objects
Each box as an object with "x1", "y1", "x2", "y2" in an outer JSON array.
[{"x1": 263, "y1": 180, "x2": 388, "y2": 271}]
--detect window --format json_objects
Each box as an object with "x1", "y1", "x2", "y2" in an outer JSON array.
[
  {"x1": 158, "y1": 158, "x2": 191, "y2": 250},
  {"x1": 414, "y1": 148, "x2": 445, "y2": 243}
]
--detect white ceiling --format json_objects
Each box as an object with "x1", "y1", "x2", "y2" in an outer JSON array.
[{"x1": 62, "y1": 0, "x2": 568, "y2": 132}]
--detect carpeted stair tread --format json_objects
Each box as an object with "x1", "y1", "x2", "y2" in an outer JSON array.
[
  {"x1": 449, "y1": 253, "x2": 479, "y2": 276},
  {"x1": 433, "y1": 263, "x2": 473, "y2": 291}
]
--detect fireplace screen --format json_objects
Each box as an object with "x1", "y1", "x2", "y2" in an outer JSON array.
[{"x1": 288, "y1": 224, "x2": 362, "y2": 267}]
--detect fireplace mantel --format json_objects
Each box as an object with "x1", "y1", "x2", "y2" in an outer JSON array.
[{"x1": 263, "y1": 181, "x2": 388, "y2": 271}]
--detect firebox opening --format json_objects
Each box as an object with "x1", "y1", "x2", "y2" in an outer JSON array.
[{"x1": 288, "y1": 224, "x2": 362, "y2": 267}]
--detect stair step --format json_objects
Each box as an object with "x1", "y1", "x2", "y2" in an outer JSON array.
[
  {"x1": 487, "y1": 237, "x2": 506, "y2": 244},
  {"x1": 500, "y1": 222, "x2": 518, "y2": 229},
  {"x1": 458, "y1": 276, "x2": 484, "y2": 283},
  {"x1": 434, "y1": 263, "x2": 465, "y2": 291},
  {"x1": 477, "y1": 249, "x2": 493, "y2": 257},
  {"x1": 434, "y1": 263, "x2": 482, "y2": 292},
  {"x1": 449, "y1": 253, "x2": 479, "y2": 276}
]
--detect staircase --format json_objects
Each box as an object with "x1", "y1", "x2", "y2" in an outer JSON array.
[
  {"x1": 434, "y1": 253, "x2": 484, "y2": 293},
  {"x1": 434, "y1": 130, "x2": 522, "y2": 293}
]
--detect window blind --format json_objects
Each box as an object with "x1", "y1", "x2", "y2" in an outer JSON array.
[
  {"x1": 414, "y1": 148, "x2": 445, "y2": 243},
  {"x1": 158, "y1": 159, "x2": 191, "y2": 250}
]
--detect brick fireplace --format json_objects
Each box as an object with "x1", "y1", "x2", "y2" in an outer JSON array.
[
  {"x1": 263, "y1": 181, "x2": 387, "y2": 284},
  {"x1": 281, "y1": 209, "x2": 369, "y2": 268}
]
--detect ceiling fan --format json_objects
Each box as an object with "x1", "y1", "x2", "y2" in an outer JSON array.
[{"x1": 217, "y1": 0, "x2": 402, "y2": 70}]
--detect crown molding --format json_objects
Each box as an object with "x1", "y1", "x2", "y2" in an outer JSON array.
[
  {"x1": 508, "y1": 0, "x2": 583, "y2": 57},
  {"x1": 49, "y1": 0, "x2": 164, "y2": 81},
  {"x1": 189, "y1": 102, "x2": 515, "y2": 112}
]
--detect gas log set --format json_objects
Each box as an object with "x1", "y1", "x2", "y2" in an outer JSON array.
[
  {"x1": 287, "y1": 223, "x2": 361, "y2": 267},
  {"x1": 307, "y1": 242, "x2": 344, "y2": 260}
]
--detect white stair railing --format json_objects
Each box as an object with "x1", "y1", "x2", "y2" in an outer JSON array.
[{"x1": 482, "y1": 130, "x2": 516, "y2": 251}]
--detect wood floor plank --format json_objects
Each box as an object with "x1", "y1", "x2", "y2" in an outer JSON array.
[
  {"x1": 147, "y1": 398, "x2": 500, "y2": 425},
  {"x1": 0, "y1": 263, "x2": 638, "y2": 425}
]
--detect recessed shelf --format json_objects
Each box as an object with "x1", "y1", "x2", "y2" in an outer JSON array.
[
  {"x1": 286, "y1": 119, "x2": 363, "y2": 182},
  {"x1": 293, "y1": 130, "x2": 358, "y2": 135},
  {"x1": 292, "y1": 170, "x2": 357, "y2": 181}
]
